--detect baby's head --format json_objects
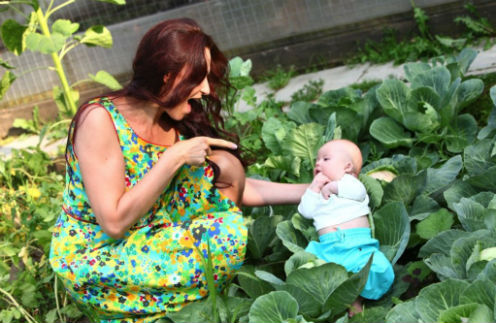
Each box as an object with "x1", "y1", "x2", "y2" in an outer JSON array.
[{"x1": 314, "y1": 139, "x2": 363, "y2": 181}]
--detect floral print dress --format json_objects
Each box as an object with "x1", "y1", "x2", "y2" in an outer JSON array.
[{"x1": 49, "y1": 97, "x2": 247, "y2": 323}]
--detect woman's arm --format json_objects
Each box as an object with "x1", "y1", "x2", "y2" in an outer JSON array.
[
  {"x1": 75, "y1": 105, "x2": 236, "y2": 239},
  {"x1": 242, "y1": 178, "x2": 309, "y2": 206}
]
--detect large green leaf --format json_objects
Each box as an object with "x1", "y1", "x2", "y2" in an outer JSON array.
[
  {"x1": 323, "y1": 256, "x2": 372, "y2": 317},
  {"x1": 362, "y1": 154, "x2": 417, "y2": 175},
  {"x1": 287, "y1": 101, "x2": 314, "y2": 124},
  {"x1": 276, "y1": 221, "x2": 308, "y2": 254},
  {"x1": 383, "y1": 173, "x2": 426, "y2": 206},
  {"x1": 456, "y1": 48, "x2": 478, "y2": 74},
  {"x1": 446, "y1": 114, "x2": 478, "y2": 153},
  {"x1": 424, "y1": 253, "x2": 459, "y2": 280},
  {"x1": 359, "y1": 174, "x2": 383, "y2": 210},
  {"x1": 25, "y1": 32, "x2": 66, "y2": 54},
  {"x1": 386, "y1": 300, "x2": 421, "y2": 323},
  {"x1": 0, "y1": 70, "x2": 16, "y2": 100},
  {"x1": 284, "y1": 251, "x2": 319, "y2": 276},
  {"x1": 262, "y1": 117, "x2": 294, "y2": 154},
  {"x1": 451, "y1": 230, "x2": 492, "y2": 278},
  {"x1": 52, "y1": 19, "x2": 79, "y2": 36},
  {"x1": 285, "y1": 123, "x2": 324, "y2": 164},
  {"x1": 373, "y1": 201, "x2": 410, "y2": 264},
  {"x1": 309, "y1": 106, "x2": 361, "y2": 141},
  {"x1": 229, "y1": 57, "x2": 252, "y2": 78},
  {"x1": 89, "y1": 70, "x2": 122, "y2": 90},
  {"x1": 410, "y1": 195, "x2": 440, "y2": 221},
  {"x1": 404, "y1": 62, "x2": 431, "y2": 83},
  {"x1": 248, "y1": 215, "x2": 275, "y2": 259},
  {"x1": 317, "y1": 87, "x2": 361, "y2": 108},
  {"x1": 1, "y1": 19, "x2": 26, "y2": 55},
  {"x1": 409, "y1": 86, "x2": 442, "y2": 110},
  {"x1": 464, "y1": 139, "x2": 496, "y2": 177},
  {"x1": 443, "y1": 180, "x2": 478, "y2": 211},
  {"x1": 456, "y1": 78, "x2": 484, "y2": 111},
  {"x1": 376, "y1": 79, "x2": 409, "y2": 123},
  {"x1": 81, "y1": 25, "x2": 112, "y2": 48},
  {"x1": 478, "y1": 106, "x2": 496, "y2": 139},
  {"x1": 291, "y1": 213, "x2": 318, "y2": 242},
  {"x1": 419, "y1": 229, "x2": 468, "y2": 258},
  {"x1": 286, "y1": 263, "x2": 349, "y2": 307},
  {"x1": 237, "y1": 265, "x2": 274, "y2": 299},
  {"x1": 369, "y1": 117, "x2": 413, "y2": 148},
  {"x1": 248, "y1": 291, "x2": 299, "y2": 323},
  {"x1": 478, "y1": 260, "x2": 496, "y2": 283},
  {"x1": 460, "y1": 278, "x2": 496, "y2": 310},
  {"x1": 167, "y1": 298, "x2": 215, "y2": 323},
  {"x1": 438, "y1": 303, "x2": 491, "y2": 323},
  {"x1": 467, "y1": 166, "x2": 496, "y2": 192},
  {"x1": 452, "y1": 195, "x2": 496, "y2": 232},
  {"x1": 264, "y1": 155, "x2": 302, "y2": 178},
  {"x1": 415, "y1": 279, "x2": 470, "y2": 323},
  {"x1": 423, "y1": 155, "x2": 462, "y2": 195},
  {"x1": 416, "y1": 208, "x2": 454, "y2": 240},
  {"x1": 404, "y1": 86, "x2": 441, "y2": 132},
  {"x1": 491, "y1": 85, "x2": 496, "y2": 107},
  {"x1": 411, "y1": 66, "x2": 451, "y2": 99}
]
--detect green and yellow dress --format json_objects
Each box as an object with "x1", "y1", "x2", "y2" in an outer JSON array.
[{"x1": 49, "y1": 97, "x2": 247, "y2": 323}]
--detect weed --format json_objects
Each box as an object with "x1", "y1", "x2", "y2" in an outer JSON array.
[
  {"x1": 290, "y1": 79, "x2": 324, "y2": 102},
  {"x1": 262, "y1": 65, "x2": 296, "y2": 91}
]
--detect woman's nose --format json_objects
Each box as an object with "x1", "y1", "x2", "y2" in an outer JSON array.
[{"x1": 200, "y1": 77, "x2": 210, "y2": 96}]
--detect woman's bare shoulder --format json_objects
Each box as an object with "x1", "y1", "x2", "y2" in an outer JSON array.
[{"x1": 73, "y1": 102, "x2": 121, "y2": 157}]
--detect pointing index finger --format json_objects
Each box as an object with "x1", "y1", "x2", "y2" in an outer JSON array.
[{"x1": 205, "y1": 137, "x2": 238, "y2": 150}]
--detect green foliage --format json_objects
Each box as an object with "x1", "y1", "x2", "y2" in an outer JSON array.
[
  {"x1": 290, "y1": 79, "x2": 324, "y2": 103},
  {"x1": 262, "y1": 65, "x2": 296, "y2": 91},
  {"x1": 348, "y1": 3, "x2": 496, "y2": 66},
  {"x1": 13, "y1": 105, "x2": 42, "y2": 134},
  {"x1": 370, "y1": 49, "x2": 484, "y2": 154},
  {"x1": 3, "y1": 36, "x2": 496, "y2": 323},
  {"x1": 0, "y1": 0, "x2": 123, "y2": 119}
]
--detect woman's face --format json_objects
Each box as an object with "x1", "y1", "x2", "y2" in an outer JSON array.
[{"x1": 165, "y1": 47, "x2": 212, "y2": 121}]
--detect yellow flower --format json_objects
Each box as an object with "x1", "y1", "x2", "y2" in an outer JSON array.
[{"x1": 27, "y1": 186, "x2": 41, "y2": 200}]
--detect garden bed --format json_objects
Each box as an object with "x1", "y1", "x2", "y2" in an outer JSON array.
[{"x1": 2, "y1": 47, "x2": 496, "y2": 322}]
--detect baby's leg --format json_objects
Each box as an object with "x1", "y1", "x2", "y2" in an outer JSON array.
[{"x1": 208, "y1": 150, "x2": 245, "y2": 206}]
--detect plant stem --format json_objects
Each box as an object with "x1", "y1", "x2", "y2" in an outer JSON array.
[
  {"x1": 46, "y1": 0, "x2": 75, "y2": 19},
  {"x1": 54, "y1": 276, "x2": 66, "y2": 323},
  {"x1": 0, "y1": 287, "x2": 40, "y2": 323},
  {"x1": 35, "y1": 7, "x2": 77, "y2": 116}
]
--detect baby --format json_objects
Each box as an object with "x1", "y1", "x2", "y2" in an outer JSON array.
[{"x1": 298, "y1": 139, "x2": 394, "y2": 310}]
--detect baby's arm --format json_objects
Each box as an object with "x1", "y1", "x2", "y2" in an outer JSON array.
[
  {"x1": 298, "y1": 173, "x2": 330, "y2": 217},
  {"x1": 321, "y1": 181, "x2": 338, "y2": 199},
  {"x1": 336, "y1": 175, "x2": 367, "y2": 201}
]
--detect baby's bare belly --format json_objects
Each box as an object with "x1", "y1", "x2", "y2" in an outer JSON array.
[{"x1": 318, "y1": 215, "x2": 370, "y2": 235}]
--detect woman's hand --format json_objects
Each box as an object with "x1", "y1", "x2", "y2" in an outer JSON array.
[{"x1": 166, "y1": 136, "x2": 238, "y2": 166}]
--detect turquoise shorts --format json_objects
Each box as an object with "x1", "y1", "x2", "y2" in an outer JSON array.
[{"x1": 305, "y1": 227, "x2": 394, "y2": 300}]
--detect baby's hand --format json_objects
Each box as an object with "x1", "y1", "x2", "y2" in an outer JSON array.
[
  {"x1": 309, "y1": 173, "x2": 330, "y2": 193},
  {"x1": 321, "y1": 181, "x2": 338, "y2": 200}
]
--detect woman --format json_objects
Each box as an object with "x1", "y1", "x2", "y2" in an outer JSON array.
[{"x1": 49, "y1": 18, "x2": 307, "y2": 322}]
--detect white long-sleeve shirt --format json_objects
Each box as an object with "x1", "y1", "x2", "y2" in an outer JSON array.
[{"x1": 298, "y1": 174, "x2": 370, "y2": 231}]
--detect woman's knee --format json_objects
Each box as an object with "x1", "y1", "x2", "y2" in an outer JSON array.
[{"x1": 208, "y1": 150, "x2": 245, "y2": 205}]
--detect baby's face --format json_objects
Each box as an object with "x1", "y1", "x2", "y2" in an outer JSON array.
[{"x1": 314, "y1": 143, "x2": 352, "y2": 181}]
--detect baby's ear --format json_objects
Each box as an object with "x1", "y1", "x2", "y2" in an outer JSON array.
[{"x1": 344, "y1": 161, "x2": 354, "y2": 173}]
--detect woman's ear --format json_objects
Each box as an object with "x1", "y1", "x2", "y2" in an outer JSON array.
[{"x1": 163, "y1": 74, "x2": 170, "y2": 84}]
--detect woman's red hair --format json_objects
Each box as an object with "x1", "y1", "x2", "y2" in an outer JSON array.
[{"x1": 69, "y1": 18, "x2": 242, "y2": 167}]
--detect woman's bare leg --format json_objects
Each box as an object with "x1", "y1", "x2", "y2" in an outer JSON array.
[{"x1": 207, "y1": 150, "x2": 245, "y2": 206}]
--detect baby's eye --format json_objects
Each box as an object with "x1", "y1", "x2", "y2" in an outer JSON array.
[{"x1": 323, "y1": 157, "x2": 329, "y2": 161}]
